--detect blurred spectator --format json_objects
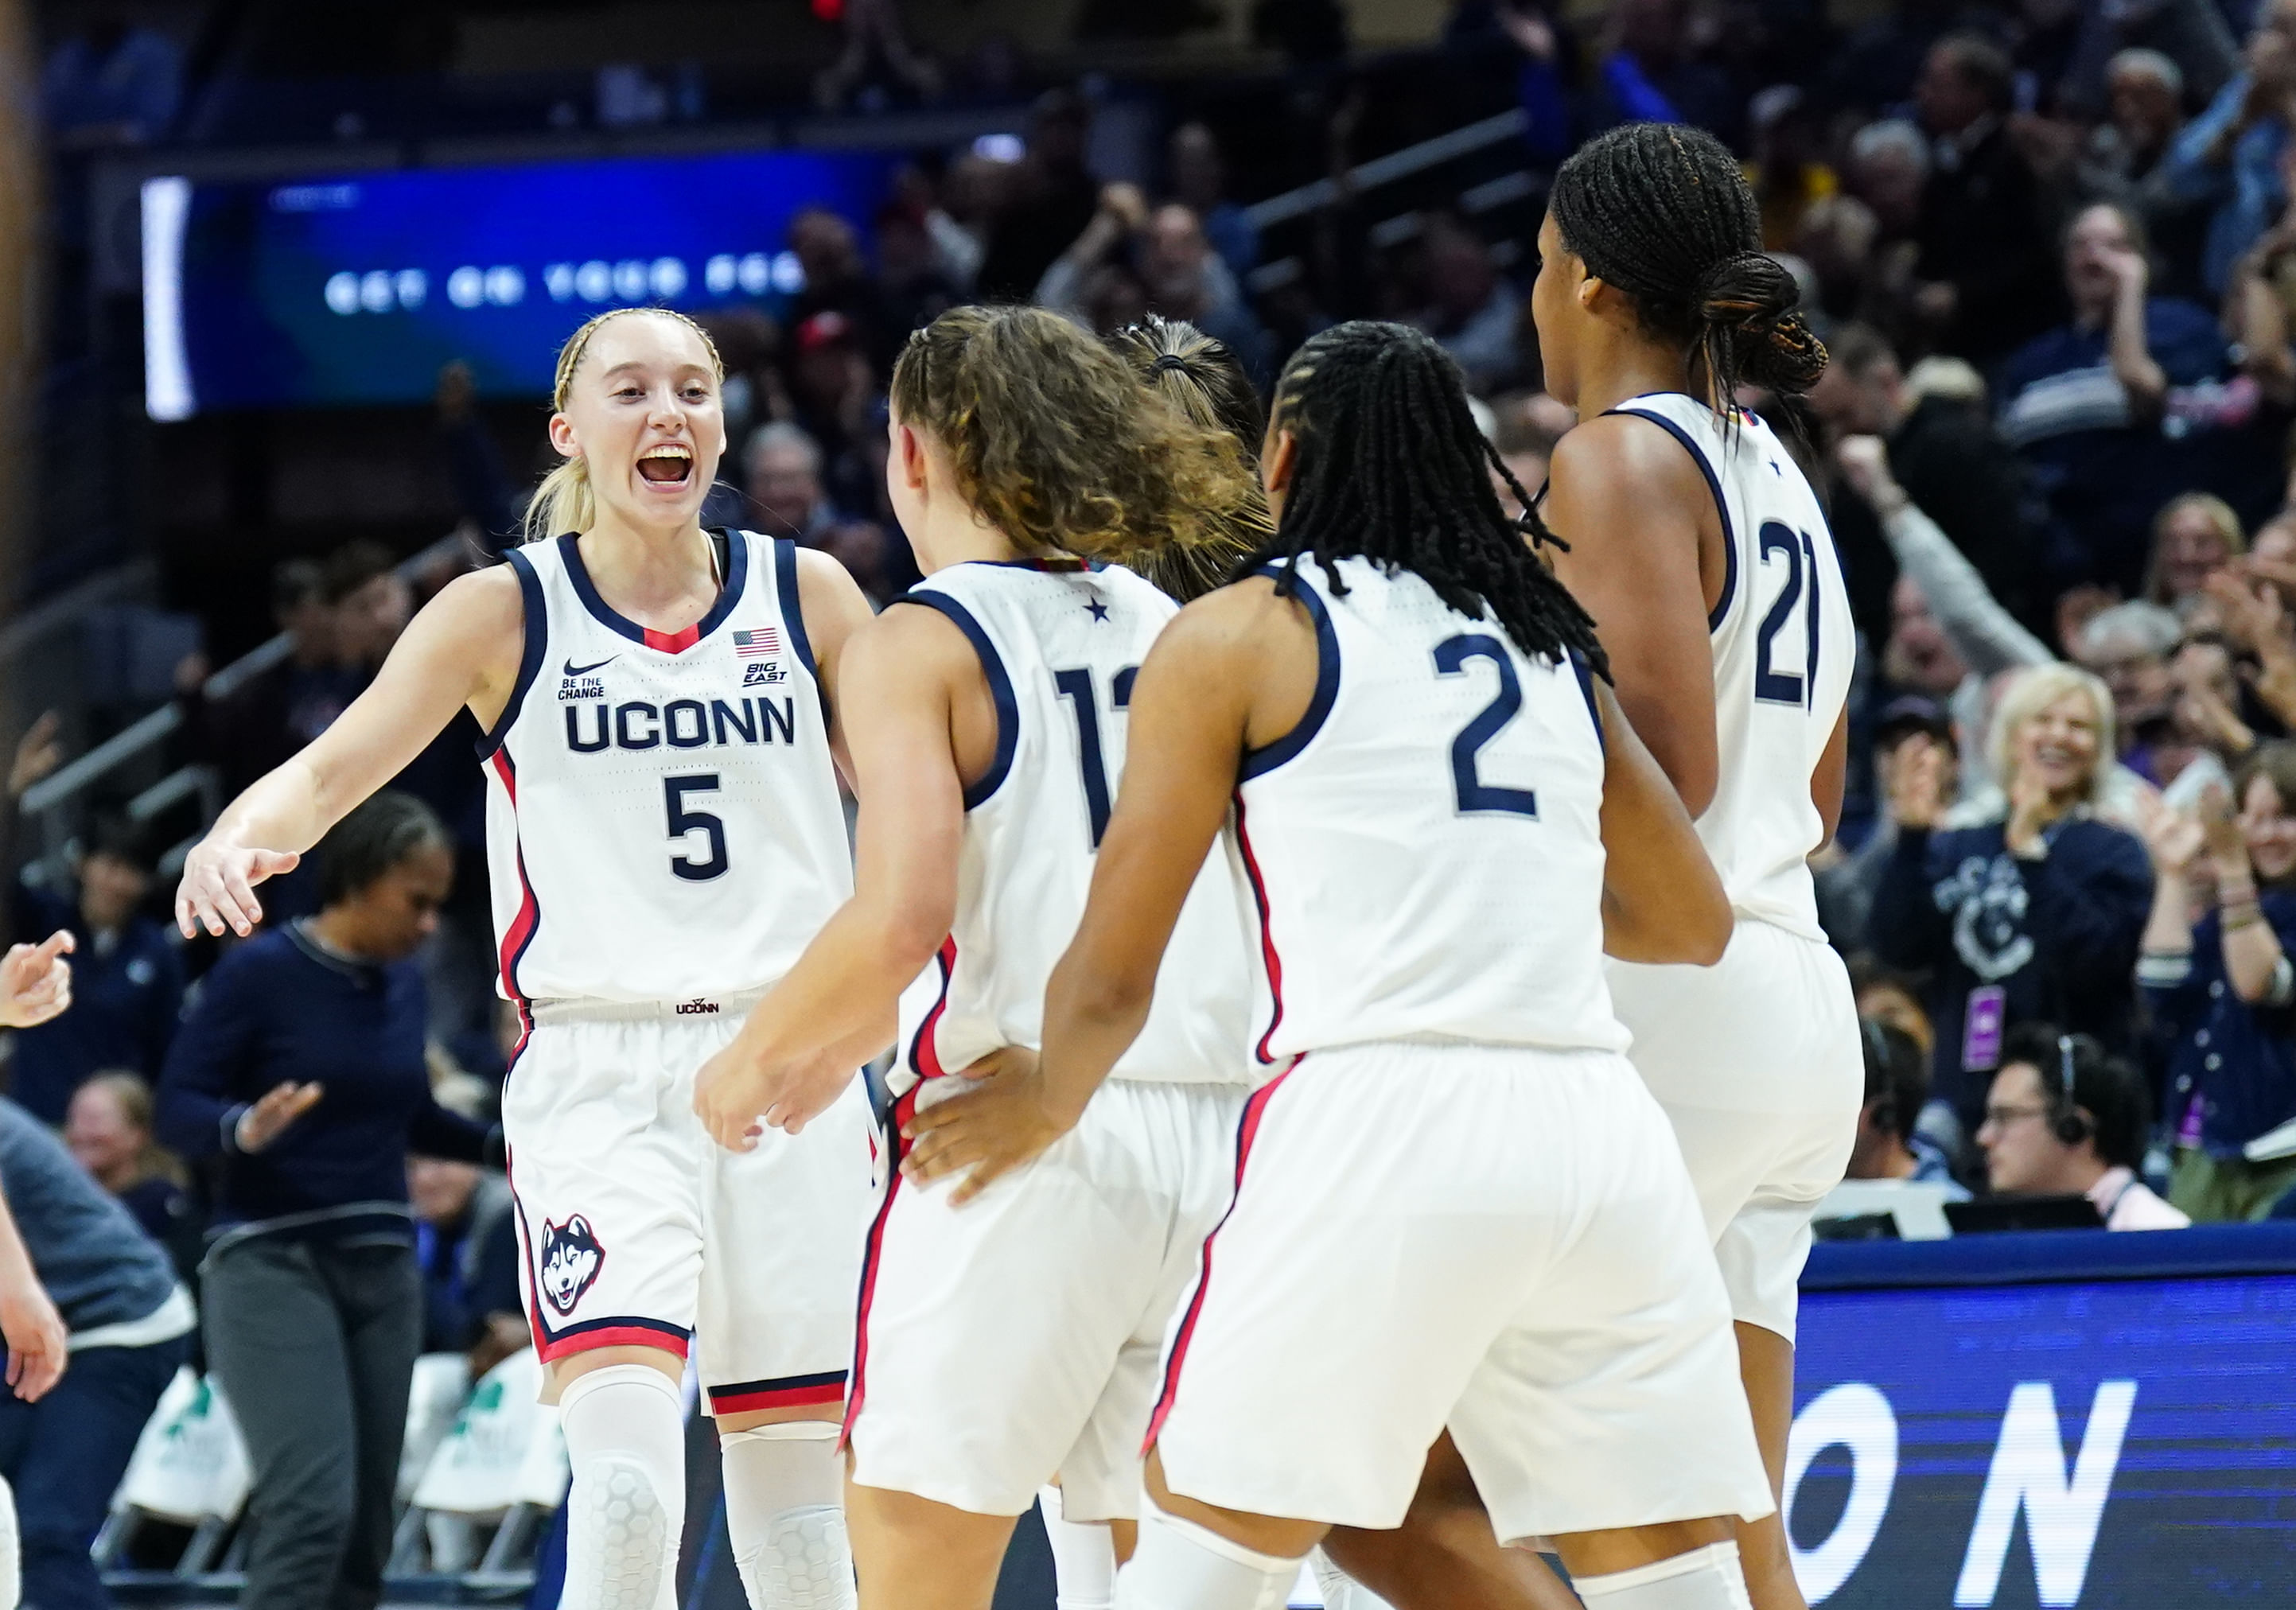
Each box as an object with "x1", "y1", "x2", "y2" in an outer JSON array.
[
  {"x1": 1870, "y1": 663, "x2": 2155, "y2": 1126},
  {"x1": 874, "y1": 203, "x2": 959, "y2": 338},
  {"x1": 788, "y1": 311, "x2": 889, "y2": 521},
  {"x1": 2146, "y1": 491, "x2": 2247, "y2": 609},
  {"x1": 324, "y1": 541, "x2": 414, "y2": 679},
  {"x1": 0, "y1": 1095, "x2": 196, "y2": 1610},
  {"x1": 1407, "y1": 216, "x2": 1520, "y2": 395},
  {"x1": 1913, "y1": 34, "x2": 2063, "y2": 361},
  {"x1": 1847, "y1": 1018, "x2": 1971, "y2": 1192},
  {"x1": 926, "y1": 153, "x2": 1006, "y2": 294},
  {"x1": 1585, "y1": 0, "x2": 1742, "y2": 145},
  {"x1": 61, "y1": 1073, "x2": 189, "y2": 1248},
  {"x1": 41, "y1": 5, "x2": 181, "y2": 147},
  {"x1": 1744, "y1": 87, "x2": 1836, "y2": 252},
  {"x1": 1169, "y1": 121, "x2": 1259, "y2": 283},
  {"x1": 1814, "y1": 325, "x2": 2046, "y2": 633},
  {"x1": 1847, "y1": 119, "x2": 1930, "y2": 245},
  {"x1": 1975, "y1": 1025, "x2": 2190, "y2": 1226},
  {"x1": 157, "y1": 795, "x2": 492, "y2": 1610},
  {"x1": 976, "y1": 89, "x2": 1101, "y2": 302},
  {"x1": 184, "y1": 558, "x2": 360, "y2": 799},
  {"x1": 2160, "y1": 0, "x2": 2296, "y2": 296},
  {"x1": 811, "y1": 0, "x2": 940, "y2": 112},
  {"x1": 744, "y1": 422, "x2": 844, "y2": 542},
  {"x1": 10, "y1": 817, "x2": 181, "y2": 1126},
  {"x1": 1137, "y1": 204, "x2": 1271, "y2": 383},
  {"x1": 433, "y1": 362, "x2": 520, "y2": 552},
  {"x1": 788, "y1": 207, "x2": 900, "y2": 372},
  {"x1": 407, "y1": 1157, "x2": 523, "y2": 1367},
  {"x1": 1998, "y1": 202, "x2": 2239, "y2": 592},
  {"x1": 2080, "y1": 49, "x2": 2212, "y2": 299},
  {"x1": 1818, "y1": 696, "x2": 1959, "y2": 946},
  {"x1": 1826, "y1": 0, "x2": 1970, "y2": 114},
  {"x1": 2076, "y1": 600, "x2": 2185, "y2": 779},
  {"x1": 2139, "y1": 749, "x2": 2296, "y2": 1218}
]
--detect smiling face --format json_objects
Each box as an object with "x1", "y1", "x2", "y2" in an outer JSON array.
[
  {"x1": 2242, "y1": 772, "x2": 2296, "y2": 882},
  {"x1": 2157, "y1": 504, "x2": 2232, "y2": 601},
  {"x1": 2010, "y1": 688, "x2": 2104, "y2": 801},
  {"x1": 548, "y1": 312, "x2": 726, "y2": 538}
]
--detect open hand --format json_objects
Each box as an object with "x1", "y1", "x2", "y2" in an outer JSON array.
[
  {"x1": 235, "y1": 1082, "x2": 324, "y2": 1153},
  {"x1": 898, "y1": 1046, "x2": 1064, "y2": 1207},
  {"x1": 1885, "y1": 733, "x2": 1952, "y2": 831},
  {"x1": 0, "y1": 931, "x2": 73, "y2": 1029},
  {"x1": 177, "y1": 841, "x2": 302, "y2": 939},
  {"x1": 7, "y1": 712, "x2": 61, "y2": 801},
  {"x1": 2135, "y1": 791, "x2": 2207, "y2": 879}
]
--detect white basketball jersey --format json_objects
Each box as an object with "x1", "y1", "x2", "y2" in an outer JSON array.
[
  {"x1": 1605, "y1": 395, "x2": 1852, "y2": 939},
  {"x1": 892, "y1": 560, "x2": 1251, "y2": 1096},
  {"x1": 1230, "y1": 558, "x2": 1629, "y2": 1064},
  {"x1": 480, "y1": 531, "x2": 853, "y2": 1008}
]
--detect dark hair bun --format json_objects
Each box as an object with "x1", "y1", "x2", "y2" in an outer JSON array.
[{"x1": 1696, "y1": 250, "x2": 1828, "y2": 395}]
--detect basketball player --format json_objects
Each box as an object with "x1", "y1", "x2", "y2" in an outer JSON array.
[
  {"x1": 1531, "y1": 124, "x2": 1861, "y2": 1610},
  {"x1": 173, "y1": 307, "x2": 878, "y2": 1610},
  {"x1": 691, "y1": 305, "x2": 1264, "y2": 1610},
  {"x1": 904, "y1": 321, "x2": 1776, "y2": 1610}
]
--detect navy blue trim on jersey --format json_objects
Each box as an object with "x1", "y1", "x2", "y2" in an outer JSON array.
[
  {"x1": 900, "y1": 589, "x2": 1018, "y2": 809},
  {"x1": 1604, "y1": 404, "x2": 1737, "y2": 634},
  {"x1": 772, "y1": 535, "x2": 819, "y2": 677},
  {"x1": 475, "y1": 547, "x2": 548, "y2": 759},
  {"x1": 1571, "y1": 651, "x2": 1605, "y2": 752},
  {"x1": 1239, "y1": 562, "x2": 1340, "y2": 781},
  {"x1": 555, "y1": 527, "x2": 750, "y2": 650}
]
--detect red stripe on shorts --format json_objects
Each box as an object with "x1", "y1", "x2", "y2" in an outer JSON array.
[
  {"x1": 1232, "y1": 795, "x2": 1286, "y2": 1065},
  {"x1": 841, "y1": 1085, "x2": 920, "y2": 1450},
  {"x1": 1143, "y1": 1062, "x2": 1297, "y2": 1450},
  {"x1": 707, "y1": 1372, "x2": 847, "y2": 1416},
  {"x1": 908, "y1": 938, "x2": 958, "y2": 1079}
]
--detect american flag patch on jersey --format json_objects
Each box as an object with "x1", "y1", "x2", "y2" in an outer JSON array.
[{"x1": 733, "y1": 628, "x2": 782, "y2": 658}]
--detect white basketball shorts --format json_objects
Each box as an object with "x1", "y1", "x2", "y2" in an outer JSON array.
[
  {"x1": 500, "y1": 994, "x2": 874, "y2": 1416},
  {"x1": 1146, "y1": 1041, "x2": 1773, "y2": 1542},
  {"x1": 847, "y1": 1075, "x2": 1246, "y2": 1522},
  {"x1": 1607, "y1": 917, "x2": 1863, "y2": 1344}
]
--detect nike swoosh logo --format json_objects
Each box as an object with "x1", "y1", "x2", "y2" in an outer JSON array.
[{"x1": 563, "y1": 656, "x2": 617, "y2": 677}]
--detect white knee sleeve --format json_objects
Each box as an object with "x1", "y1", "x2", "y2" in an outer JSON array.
[
  {"x1": 1309, "y1": 1546, "x2": 1395, "y2": 1610},
  {"x1": 1114, "y1": 1499, "x2": 1303, "y2": 1610},
  {"x1": 558, "y1": 1364, "x2": 689, "y2": 1610},
  {"x1": 1575, "y1": 1542, "x2": 1753, "y2": 1610},
  {"x1": 1041, "y1": 1484, "x2": 1117, "y2": 1610},
  {"x1": 719, "y1": 1419, "x2": 855, "y2": 1610}
]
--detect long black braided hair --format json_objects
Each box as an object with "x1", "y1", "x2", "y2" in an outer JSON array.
[
  {"x1": 1547, "y1": 122, "x2": 1828, "y2": 406},
  {"x1": 1246, "y1": 320, "x2": 1609, "y2": 680}
]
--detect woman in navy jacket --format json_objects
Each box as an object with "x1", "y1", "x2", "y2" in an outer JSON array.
[
  {"x1": 158, "y1": 794, "x2": 492, "y2": 1610},
  {"x1": 1871, "y1": 663, "x2": 2156, "y2": 1131},
  {"x1": 2139, "y1": 741, "x2": 2296, "y2": 1219}
]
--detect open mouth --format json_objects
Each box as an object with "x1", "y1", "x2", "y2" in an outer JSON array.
[{"x1": 637, "y1": 444, "x2": 694, "y2": 487}]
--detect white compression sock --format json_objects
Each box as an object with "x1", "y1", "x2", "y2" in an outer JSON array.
[
  {"x1": 1574, "y1": 1542, "x2": 1754, "y2": 1610},
  {"x1": 1309, "y1": 1546, "x2": 1395, "y2": 1610},
  {"x1": 558, "y1": 1364, "x2": 688, "y2": 1610},
  {"x1": 719, "y1": 1420, "x2": 855, "y2": 1610},
  {"x1": 1114, "y1": 1499, "x2": 1304, "y2": 1610},
  {"x1": 1040, "y1": 1484, "x2": 1117, "y2": 1610}
]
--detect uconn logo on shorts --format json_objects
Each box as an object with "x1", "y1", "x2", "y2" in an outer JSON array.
[{"x1": 539, "y1": 1215, "x2": 605, "y2": 1316}]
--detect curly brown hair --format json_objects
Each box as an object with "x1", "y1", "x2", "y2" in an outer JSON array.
[{"x1": 889, "y1": 305, "x2": 1260, "y2": 589}]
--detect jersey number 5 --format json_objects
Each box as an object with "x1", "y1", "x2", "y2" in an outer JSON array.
[
  {"x1": 1054, "y1": 665, "x2": 1139, "y2": 849},
  {"x1": 1433, "y1": 634, "x2": 1539, "y2": 819},
  {"x1": 664, "y1": 774, "x2": 729, "y2": 881},
  {"x1": 1754, "y1": 520, "x2": 1824, "y2": 710}
]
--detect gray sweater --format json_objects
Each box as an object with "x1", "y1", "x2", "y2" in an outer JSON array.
[{"x1": 0, "y1": 1098, "x2": 178, "y2": 1336}]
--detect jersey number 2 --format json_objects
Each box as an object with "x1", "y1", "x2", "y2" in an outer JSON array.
[
  {"x1": 1054, "y1": 665, "x2": 1138, "y2": 848},
  {"x1": 664, "y1": 775, "x2": 729, "y2": 881},
  {"x1": 1754, "y1": 520, "x2": 1823, "y2": 709},
  {"x1": 1433, "y1": 634, "x2": 1539, "y2": 819}
]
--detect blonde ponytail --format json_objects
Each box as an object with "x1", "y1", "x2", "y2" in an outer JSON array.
[{"x1": 521, "y1": 305, "x2": 726, "y2": 542}]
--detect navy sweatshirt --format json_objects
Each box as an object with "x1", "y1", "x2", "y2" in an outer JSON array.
[
  {"x1": 2142, "y1": 894, "x2": 2296, "y2": 1158},
  {"x1": 1870, "y1": 811, "x2": 2154, "y2": 1125},
  {"x1": 155, "y1": 924, "x2": 488, "y2": 1250},
  {"x1": 10, "y1": 882, "x2": 184, "y2": 1124}
]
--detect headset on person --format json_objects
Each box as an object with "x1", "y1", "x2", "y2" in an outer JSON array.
[{"x1": 2037, "y1": 1032, "x2": 2096, "y2": 1148}]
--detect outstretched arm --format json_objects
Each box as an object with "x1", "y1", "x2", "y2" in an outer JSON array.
[
  {"x1": 692, "y1": 605, "x2": 972, "y2": 1146},
  {"x1": 1593, "y1": 680, "x2": 1733, "y2": 965},
  {"x1": 177, "y1": 566, "x2": 523, "y2": 938}
]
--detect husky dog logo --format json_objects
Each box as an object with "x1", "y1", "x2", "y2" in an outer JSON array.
[{"x1": 539, "y1": 1215, "x2": 605, "y2": 1316}]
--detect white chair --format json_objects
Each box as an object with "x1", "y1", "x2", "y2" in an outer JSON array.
[{"x1": 95, "y1": 1369, "x2": 253, "y2": 1576}]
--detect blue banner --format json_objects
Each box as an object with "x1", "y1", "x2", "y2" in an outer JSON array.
[
  {"x1": 1789, "y1": 1231, "x2": 2296, "y2": 1606},
  {"x1": 141, "y1": 149, "x2": 903, "y2": 418}
]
